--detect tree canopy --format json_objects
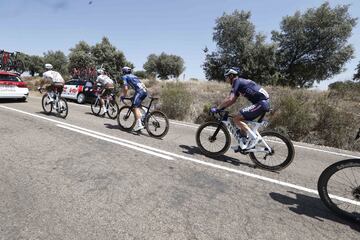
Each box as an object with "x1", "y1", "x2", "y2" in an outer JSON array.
[
  {"x1": 143, "y1": 53, "x2": 185, "y2": 80},
  {"x1": 68, "y1": 37, "x2": 133, "y2": 79},
  {"x1": 203, "y1": 3, "x2": 357, "y2": 88},
  {"x1": 272, "y1": 2, "x2": 357, "y2": 87}
]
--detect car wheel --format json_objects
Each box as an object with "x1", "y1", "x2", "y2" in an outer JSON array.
[
  {"x1": 18, "y1": 97, "x2": 27, "y2": 102},
  {"x1": 77, "y1": 93, "x2": 86, "y2": 104}
]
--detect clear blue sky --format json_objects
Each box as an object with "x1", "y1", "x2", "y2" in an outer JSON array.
[{"x1": 1, "y1": 0, "x2": 359, "y2": 89}]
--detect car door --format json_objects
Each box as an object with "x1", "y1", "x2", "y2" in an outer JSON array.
[{"x1": 63, "y1": 80, "x2": 78, "y2": 100}]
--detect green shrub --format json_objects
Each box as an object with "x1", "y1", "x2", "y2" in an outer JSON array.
[
  {"x1": 269, "y1": 91, "x2": 315, "y2": 140},
  {"x1": 328, "y1": 81, "x2": 360, "y2": 102},
  {"x1": 133, "y1": 70, "x2": 148, "y2": 79},
  {"x1": 315, "y1": 97, "x2": 359, "y2": 150},
  {"x1": 195, "y1": 103, "x2": 214, "y2": 124},
  {"x1": 160, "y1": 82, "x2": 192, "y2": 120}
]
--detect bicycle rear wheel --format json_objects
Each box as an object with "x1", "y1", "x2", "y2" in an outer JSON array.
[
  {"x1": 106, "y1": 100, "x2": 119, "y2": 119},
  {"x1": 57, "y1": 98, "x2": 68, "y2": 119},
  {"x1": 318, "y1": 159, "x2": 360, "y2": 222},
  {"x1": 249, "y1": 131, "x2": 294, "y2": 171},
  {"x1": 117, "y1": 106, "x2": 136, "y2": 131},
  {"x1": 42, "y1": 94, "x2": 53, "y2": 114},
  {"x1": 145, "y1": 110, "x2": 169, "y2": 139},
  {"x1": 91, "y1": 98, "x2": 102, "y2": 116},
  {"x1": 195, "y1": 121, "x2": 231, "y2": 157}
]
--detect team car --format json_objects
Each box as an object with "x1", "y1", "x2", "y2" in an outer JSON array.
[
  {"x1": 0, "y1": 71, "x2": 29, "y2": 101},
  {"x1": 61, "y1": 79, "x2": 97, "y2": 104}
]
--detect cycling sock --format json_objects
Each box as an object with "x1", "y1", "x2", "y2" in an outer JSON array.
[{"x1": 137, "y1": 119, "x2": 142, "y2": 126}]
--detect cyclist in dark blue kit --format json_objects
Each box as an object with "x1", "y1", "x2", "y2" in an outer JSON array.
[
  {"x1": 120, "y1": 66, "x2": 148, "y2": 131},
  {"x1": 211, "y1": 67, "x2": 270, "y2": 147}
]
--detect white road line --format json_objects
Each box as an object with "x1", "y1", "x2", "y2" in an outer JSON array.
[
  {"x1": 0, "y1": 105, "x2": 173, "y2": 160},
  {"x1": 1, "y1": 105, "x2": 359, "y2": 206},
  {"x1": 27, "y1": 97, "x2": 360, "y2": 158},
  {"x1": 56, "y1": 124, "x2": 174, "y2": 161},
  {"x1": 292, "y1": 145, "x2": 360, "y2": 159}
]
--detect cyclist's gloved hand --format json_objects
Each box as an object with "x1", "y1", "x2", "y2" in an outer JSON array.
[
  {"x1": 210, "y1": 107, "x2": 219, "y2": 113},
  {"x1": 120, "y1": 96, "x2": 125, "y2": 103}
]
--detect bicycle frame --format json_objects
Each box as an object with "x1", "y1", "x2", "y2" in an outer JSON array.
[
  {"x1": 214, "y1": 111, "x2": 273, "y2": 153},
  {"x1": 123, "y1": 96, "x2": 158, "y2": 123}
]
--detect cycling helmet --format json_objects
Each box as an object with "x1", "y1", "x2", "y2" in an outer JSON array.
[
  {"x1": 97, "y1": 68, "x2": 104, "y2": 75},
  {"x1": 224, "y1": 67, "x2": 240, "y2": 77},
  {"x1": 45, "y1": 63, "x2": 53, "y2": 70},
  {"x1": 122, "y1": 66, "x2": 132, "y2": 75}
]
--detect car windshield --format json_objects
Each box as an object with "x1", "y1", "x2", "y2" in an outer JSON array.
[{"x1": 0, "y1": 75, "x2": 21, "y2": 82}]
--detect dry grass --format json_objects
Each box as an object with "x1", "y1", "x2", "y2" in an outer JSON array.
[{"x1": 24, "y1": 76, "x2": 360, "y2": 151}]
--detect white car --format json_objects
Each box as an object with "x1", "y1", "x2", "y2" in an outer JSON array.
[
  {"x1": 61, "y1": 79, "x2": 96, "y2": 104},
  {"x1": 0, "y1": 71, "x2": 29, "y2": 101}
]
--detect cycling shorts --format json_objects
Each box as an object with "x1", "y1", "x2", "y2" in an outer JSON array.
[
  {"x1": 240, "y1": 99, "x2": 270, "y2": 121},
  {"x1": 133, "y1": 91, "x2": 147, "y2": 107}
]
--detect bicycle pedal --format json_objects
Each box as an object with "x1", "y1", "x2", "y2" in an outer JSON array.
[{"x1": 231, "y1": 145, "x2": 241, "y2": 153}]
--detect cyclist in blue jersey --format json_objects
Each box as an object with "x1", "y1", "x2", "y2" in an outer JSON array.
[
  {"x1": 120, "y1": 66, "x2": 148, "y2": 131},
  {"x1": 211, "y1": 67, "x2": 270, "y2": 146}
]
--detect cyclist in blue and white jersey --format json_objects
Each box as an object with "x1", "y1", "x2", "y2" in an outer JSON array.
[
  {"x1": 120, "y1": 66, "x2": 148, "y2": 131},
  {"x1": 212, "y1": 67, "x2": 270, "y2": 146}
]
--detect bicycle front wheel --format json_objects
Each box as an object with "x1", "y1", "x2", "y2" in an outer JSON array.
[
  {"x1": 57, "y1": 98, "x2": 68, "y2": 119},
  {"x1": 117, "y1": 106, "x2": 136, "y2": 131},
  {"x1": 318, "y1": 159, "x2": 360, "y2": 222},
  {"x1": 145, "y1": 110, "x2": 169, "y2": 139},
  {"x1": 195, "y1": 121, "x2": 231, "y2": 157},
  {"x1": 249, "y1": 131, "x2": 294, "y2": 171},
  {"x1": 106, "y1": 100, "x2": 119, "y2": 119},
  {"x1": 41, "y1": 94, "x2": 53, "y2": 114},
  {"x1": 91, "y1": 98, "x2": 102, "y2": 116}
]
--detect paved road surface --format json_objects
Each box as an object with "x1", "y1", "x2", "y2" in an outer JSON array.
[{"x1": 0, "y1": 96, "x2": 359, "y2": 240}]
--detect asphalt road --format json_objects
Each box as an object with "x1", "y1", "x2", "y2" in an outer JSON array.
[{"x1": 1, "y1": 96, "x2": 360, "y2": 240}]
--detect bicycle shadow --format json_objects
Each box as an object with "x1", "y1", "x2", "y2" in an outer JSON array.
[
  {"x1": 85, "y1": 112, "x2": 112, "y2": 119},
  {"x1": 37, "y1": 111, "x2": 64, "y2": 118},
  {"x1": 103, "y1": 123, "x2": 164, "y2": 140},
  {"x1": 0, "y1": 99, "x2": 26, "y2": 104},
  {"x1": 178, "y1": 144, "x2": 256, "y2": 168},
  {"x1": 269, "y1": 191, "x2": 360, "y2": 232}
]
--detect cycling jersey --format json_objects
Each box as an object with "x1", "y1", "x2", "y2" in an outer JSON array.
[
  {"x1": 122, "y1": 74, "x2": 147, "y2": 93},
  {"x1": 231, "y1": 78, "x2": 269, "y2": 104},
  {"x1": 43, "y1": 70, "x2": 64, "y2": 84},
  {"x1": 96, "y1": 74, "x2": 114, "y2": 86}
]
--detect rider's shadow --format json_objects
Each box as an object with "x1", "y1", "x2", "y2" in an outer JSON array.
[
  {"x1": 269, "y1": 191, "x2": 360, "y2": 232},
  {"x1": 178, "y1": 144, "x2": 256, "y2": 168},
  {"x1": 103, "y1": 123, "x2": 162, "y2": 140},
  {"x1": 37, "y1": 111, "x2": 62, "y2": 118}
]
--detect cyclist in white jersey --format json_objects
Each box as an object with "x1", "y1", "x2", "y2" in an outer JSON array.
[
  {"x1": 95, "y1": 69, "x2": 115, "y2": 114},
  {"x1": 39, "y1": 64, "x2": 65, "y2": 102}
]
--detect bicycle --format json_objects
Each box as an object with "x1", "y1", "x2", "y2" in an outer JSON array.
[
  {"x1": 0, "y1": 50, "x2": 25, "y2": 74},
  {"x1": 195, "y1": 110, "x2": 295, "y2": 171},
  {"x1": 317, "y1": 128, "x2": 360, "y2": 222},
  {"x1": 90, "y1": 84, "x2": 119, "y2": 119},
  {"x1": 38, "y1": 86, "x2": 68, "y2": 118},
  {"x1": 117, "y1": 96, "x2": 169, "y2": 139}
]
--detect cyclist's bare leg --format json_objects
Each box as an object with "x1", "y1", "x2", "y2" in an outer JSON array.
[
  {"x1": 134, "y1": 108, "x2": 141, "y2": 120},
  {"x1": 233, "y1": 114, "x2": 251, "y2": 136}
]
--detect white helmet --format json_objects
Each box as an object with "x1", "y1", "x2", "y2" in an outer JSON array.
[
  {"x1": 45, "y1": 63, "x2": 53, "y2": 70},
  {"x1": 224, "y1": 67, "x2": 240, "y2": 77},
  {"x1": 97, "y1": 68, "x2": 104, "y2": 75},
  {"x1": 122, "y1": 66, "x2": 132, "y2": 74}
]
